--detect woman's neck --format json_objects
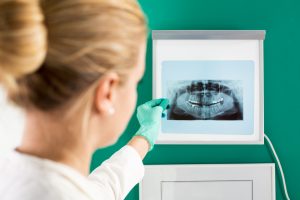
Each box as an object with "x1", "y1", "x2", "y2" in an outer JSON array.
[{"x1": 17, "y1": 111, "x2": 94, "y2": 176}]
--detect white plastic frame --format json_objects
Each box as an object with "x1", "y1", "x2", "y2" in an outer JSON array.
[
  {"x1": 139, "y1": 164, "x2": 275, "y2": 200},
  {"x1": 152, "y1": 30, "x2": 265, "y2": 144}
]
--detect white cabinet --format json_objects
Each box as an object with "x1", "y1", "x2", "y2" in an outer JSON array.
[{"x1": 140, "y1": 164, "x2": 275, "y2": 200}]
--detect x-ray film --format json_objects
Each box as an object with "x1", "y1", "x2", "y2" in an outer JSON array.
[
  {"x1": 161, "y1": 60, "x2": 254, "y2": 135},
  {"x1": 167, "y1": 80, "x2": 243, "y2": 120}
]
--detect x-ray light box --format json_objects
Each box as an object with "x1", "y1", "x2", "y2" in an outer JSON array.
[{"x1": 152, "y1": 30, "x2": 265, "y2": 144}]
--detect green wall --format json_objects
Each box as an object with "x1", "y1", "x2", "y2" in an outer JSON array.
[{"x1": 91, "y1": 0, "x2": 300, "y2": 199}]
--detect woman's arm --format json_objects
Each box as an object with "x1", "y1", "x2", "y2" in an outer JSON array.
[
  {"x1": 127, "y1": 136, "x2": 150, "y2": 159},
  {"x1": 88, "y1": 99, "x2": 169, "y2": 200},
  {"x1": 88, "y1": 145, "x2": 144, "y2": 200}
]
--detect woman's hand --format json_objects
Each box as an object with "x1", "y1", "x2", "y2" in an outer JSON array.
[{"x1": 128, "y1": 98, "x2": 169, "y2": 158}]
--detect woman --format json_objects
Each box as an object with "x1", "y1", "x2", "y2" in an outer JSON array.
[{"x1": 0, "y1": 0, "x2": 169, "y2": 199}]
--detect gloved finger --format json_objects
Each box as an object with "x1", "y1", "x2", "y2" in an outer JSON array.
[
  {"x1": 157, "y1": 98, "x2": 169, "y2": 111},
  {"x1": 143, "y1": 98, "x2": 168, "y2": 108},
  {"x1": 139, "y1": 99, "x2": 159, "y2": 109},
  {"x1": 166, "y1": 104, "x2": 170, "y2": 109},
  {"x1": 153, "y1": 105, "x2": 163, "y2": 114},
  {"x1": 153, "y1": 104, "x2": 167, "y2": 118},
  {"x1": 148, "y1": 98, "x2": 165, "y2": 107},
  {"x1": 137, "y1": 99, "x2": 158, "y2": 110}
]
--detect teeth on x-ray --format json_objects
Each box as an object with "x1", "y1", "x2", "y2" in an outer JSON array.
[{"x1": 167, "y1": 80, "x2": 243, "y2": 120}]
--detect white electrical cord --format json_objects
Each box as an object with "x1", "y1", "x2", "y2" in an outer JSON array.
[{"x1": 264, "y1": 133, "x2": 291, "y2": 200}]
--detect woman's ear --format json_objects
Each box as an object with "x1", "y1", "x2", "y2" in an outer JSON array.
[{"x1": 94, "y1": 72, "x2": 120, "y2": 115}]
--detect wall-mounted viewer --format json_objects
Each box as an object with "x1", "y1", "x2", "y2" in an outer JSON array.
[{"x1": 152, "y1": 30, "x2": 265, "y2": 144}]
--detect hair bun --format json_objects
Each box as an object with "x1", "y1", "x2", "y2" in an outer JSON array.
[{"x1": 0, "y1": 0, "x2": 47, "y2": 84}]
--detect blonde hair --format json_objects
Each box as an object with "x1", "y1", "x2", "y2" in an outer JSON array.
[{"x1": 0, "y1": 0, "x2": 147, "y2": 111}]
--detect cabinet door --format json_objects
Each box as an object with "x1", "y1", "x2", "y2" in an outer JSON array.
[
  {"x1": 139, "y1": 164, "x2": 275, "y2": 200},
  {"x1": 162, "y1": 181, "x2": 252, "y2": 200}
]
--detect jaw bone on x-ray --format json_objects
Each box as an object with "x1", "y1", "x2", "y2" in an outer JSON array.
[{"x1": 167, "y1": 80, "x2": 243, "y2": 120}]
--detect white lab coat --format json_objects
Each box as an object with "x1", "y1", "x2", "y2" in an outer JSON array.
[{"x1": 0, "y1": 145, "x2": 144, "y2": 200}]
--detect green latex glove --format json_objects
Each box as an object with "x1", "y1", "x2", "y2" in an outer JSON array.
[{"x1": 134, "y1": 98, "x2": 169, "y2": 151}]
